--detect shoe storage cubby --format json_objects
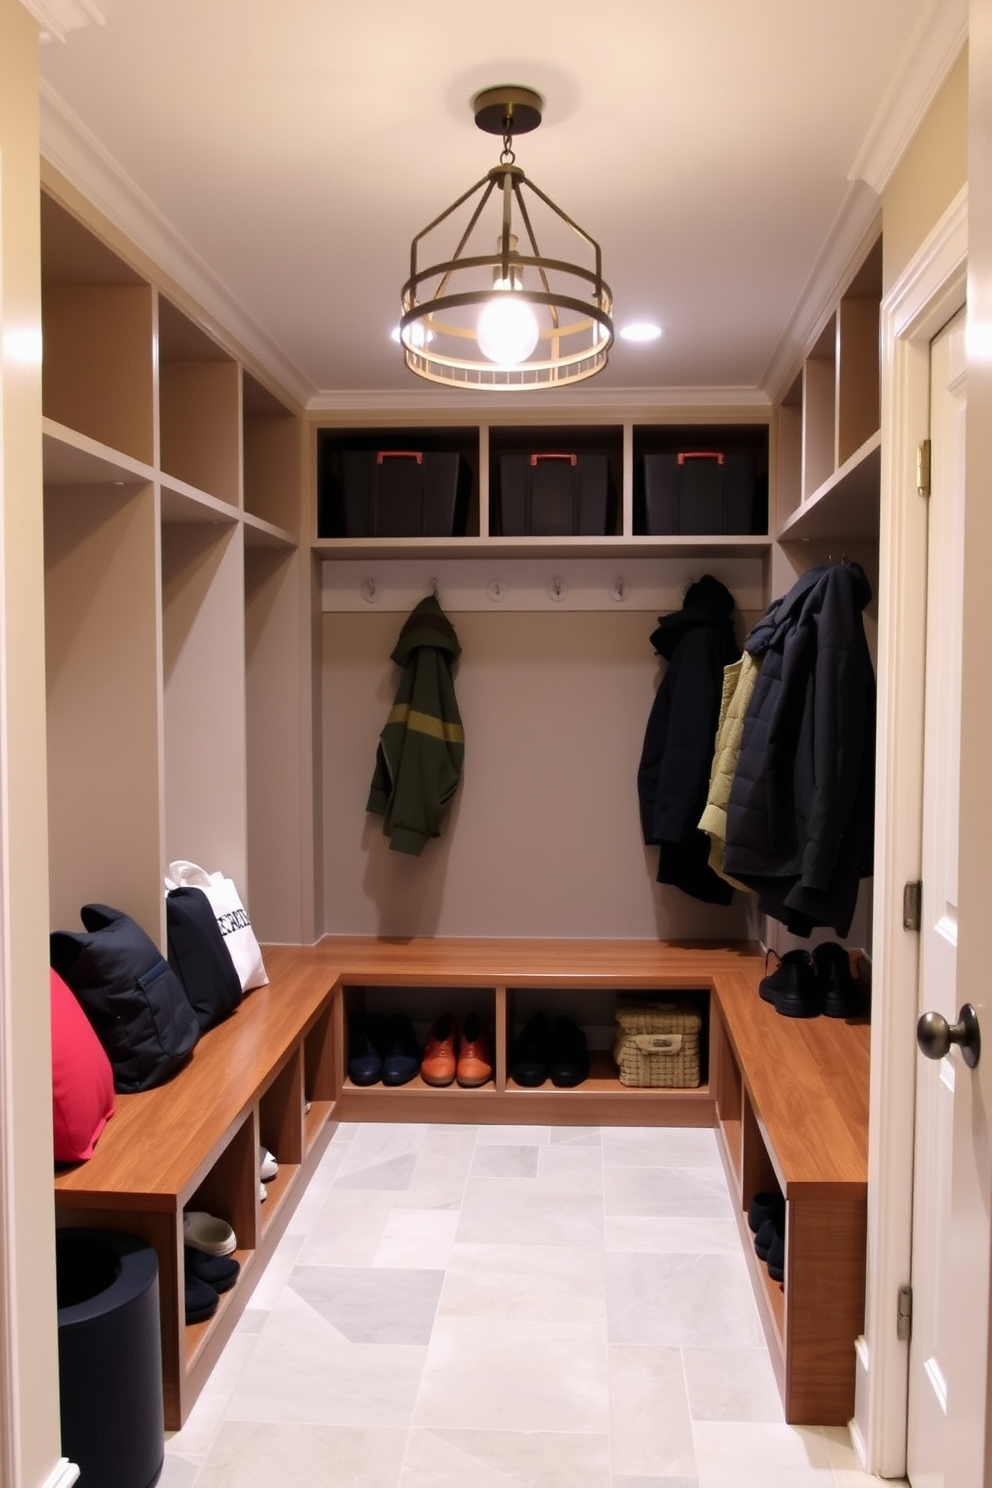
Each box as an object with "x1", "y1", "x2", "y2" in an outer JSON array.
[
  {"x1": 39, "y1": 178, "x2": 305, "y2": 947},
  {"x1": 711, "y1": 964, "x2": 870, "y2": 1426},
  {"x1": 54, "y1": 949, "x2": 343, "y2": 1428},
  {"x1": 332, "y1": 960, "x2": 716, "y2": 1125}
]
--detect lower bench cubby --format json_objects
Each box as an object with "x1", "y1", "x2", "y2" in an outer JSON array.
[
  {"x1": 333, "y1": 970, "x2": 715, "y2": 1126},
  {"x1": 711, "y1": 965, "x2": 870, "y2": 1426},
  {"x1": 54, "y1": 952, "x2": 342, "y2": 1429}
]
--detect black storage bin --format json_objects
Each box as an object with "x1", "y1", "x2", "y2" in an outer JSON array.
[
  {"x1": 56, "y1": 1228, "x2": 164, "y2": 1488},
  {"x1": 498, "y1": 452, "x2": 609, "y2": 536},
  {"x1": 643, "y1": 449, "x2": 758, "y2": 535},
  {"x1": 340, "y1": 449, "x2": 467, "y2": 538}
]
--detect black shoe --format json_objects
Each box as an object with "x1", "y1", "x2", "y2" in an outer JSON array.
[
  {"x1": 754, "y1": 1213, "x2": 784, "y2": 1263},
  {"x1": 549, "y1": 1015, "x2": 590, "y2": 1088},
  {"x1": 761, "y1": 949, "x2": 822, "y2": 1018},
  {"x1": 747, "y1": 1190, "x2": 784, "y2": 1234},
  {"x1": 812, "y1": 941, "x2": 862, "y2": 1019},
  {"x1": 766, "y1": 1225, "x2": 785, "y2": 1283},
  {"x1": 184, "y1": 1272, "x2": 219, "y2": 1324},
  {"x1": 185, "y1": 1247, "x2": 240, "y2": 1295},
  {"x1": 348, "y1": 1012, "x2": 388, "y2": 1085},
  {"x1": 511, "y1": 1012, "x2": 551, "y2": 1086},
  {"x1": 381, "y1": 1013, "x2": 421, "y2": 1086}
]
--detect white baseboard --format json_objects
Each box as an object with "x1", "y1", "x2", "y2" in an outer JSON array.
[{"x1": 40, "y1": 1459, "x2": 80, "y2": 1488}]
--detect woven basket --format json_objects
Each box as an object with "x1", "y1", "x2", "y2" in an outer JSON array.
[{"x1": 612, "y1": 997, "x2": 702, "y2": 1088}]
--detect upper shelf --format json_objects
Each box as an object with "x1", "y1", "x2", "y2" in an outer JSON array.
[{"x1": 777, "y1": 433, "x2": 881, "y2": 544}]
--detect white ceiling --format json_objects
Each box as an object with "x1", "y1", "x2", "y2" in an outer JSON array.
[{"x1": 33, "y1": 0, "x2": 966, "y2": 411}]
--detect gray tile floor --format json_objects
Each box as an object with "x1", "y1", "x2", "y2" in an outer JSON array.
[{"x1": 161, "y1": 1122, "x2": 897, "y2": 1487}]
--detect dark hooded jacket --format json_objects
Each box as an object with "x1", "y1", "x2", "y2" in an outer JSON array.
[
  {"x1": 637, "y1": 575, "x2": 741, "y2": 904},
  {"x1": 366, "y1": 596, "x2": 464, "y2": 855},
  {"x1": 721, "y1": 560, "x2": 875, "y2": 936}
]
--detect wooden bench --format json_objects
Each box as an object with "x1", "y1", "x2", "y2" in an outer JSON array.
[{"x1": 54, "y1": 937, "x2": 869, "y2": 1429}]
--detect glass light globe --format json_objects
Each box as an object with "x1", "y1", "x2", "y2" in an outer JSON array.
[{"x1": 477, "y1": 289, "x2": 540, "y2": 366}]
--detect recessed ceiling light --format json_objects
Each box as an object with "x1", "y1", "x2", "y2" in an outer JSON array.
[{"x1": 619, "y1": 322, "x2": 664, "y2": 343}]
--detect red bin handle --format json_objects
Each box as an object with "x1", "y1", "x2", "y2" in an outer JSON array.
[
  {"x1": 677, "y1": 451, "x2": 725, "y2": 465},
  {"x1": 377, "y1": 450, "x2": 423, "y2": 464},
  {"x1": 529, "y1": 453, "x2": 577, "y2": 466}
]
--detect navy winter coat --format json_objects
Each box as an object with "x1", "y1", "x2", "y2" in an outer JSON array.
[
  {"x1": 637, "y1": 575, "x2": 740, "y2": 905},
  {"x1": 721, "y1": 561, "x2": 875, "y2": 936}
]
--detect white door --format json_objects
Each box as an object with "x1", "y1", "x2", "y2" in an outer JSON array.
[{"x1": 907, "y1": 307, "x2": 992, "y2": 1487}]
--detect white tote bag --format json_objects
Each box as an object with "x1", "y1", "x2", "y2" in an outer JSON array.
[{"x1": 164, "y1": 861, "x2": 269, "y2": 992}]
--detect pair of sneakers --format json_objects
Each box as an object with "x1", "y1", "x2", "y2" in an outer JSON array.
[{"x1": 759, "y1": 942, "x2": 863, "y2": 1020}]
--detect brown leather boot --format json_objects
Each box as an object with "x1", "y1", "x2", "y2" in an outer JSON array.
[
  {"x1": 420, "y1": 1011, "x2": 458, "y2": 1086},
  {"x1": 456, "y1": 1012, "x2": 493, "y2": 1087}
]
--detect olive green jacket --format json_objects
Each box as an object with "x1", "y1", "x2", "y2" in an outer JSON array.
[
  {"x1": 366, "y1": 596, "x2": 464, "y2": 855},
  {"x1": 698, "y1": 651, "x2": 761, "y2": 889}
]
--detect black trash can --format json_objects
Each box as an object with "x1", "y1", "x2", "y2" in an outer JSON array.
[{"x1": 56, "y1": 1228, "x2": 164, "y2": 1488}]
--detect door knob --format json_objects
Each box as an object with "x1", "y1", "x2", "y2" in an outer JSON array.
[{"x1": 917, "y1": 1004, "x2": 981, "y2": 1068}]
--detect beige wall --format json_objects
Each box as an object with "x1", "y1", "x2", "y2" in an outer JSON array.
[
  {"x1": 884, "y1": 46, "x2": 968, "y2": 293},
  {"x1": 0, "y1": 2, "x2": 65, "y2": 1485},
  {"x1": 322, "y1": 605, "x2": 757, "y2": 941}
]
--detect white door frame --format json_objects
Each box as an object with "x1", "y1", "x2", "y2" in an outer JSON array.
[{"x1": 858, "y1": 186, "x2": 968, "y2": 1478}]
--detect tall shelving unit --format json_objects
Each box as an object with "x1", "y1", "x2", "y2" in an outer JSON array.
[{"x1": 39, "y1": 183, "x2": 304, "y2": 947}]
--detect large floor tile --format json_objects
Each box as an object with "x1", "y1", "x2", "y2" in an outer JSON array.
[
  {"x1": 609, "y1": 1344, "x2": 696, "y2": 1479},
  {"x1": 157, "y1": 1455, "x2": 200, "y2": 1488},
  {"x1": 691, "y1": 1420, "x2": 835, "y2": 1488},
  {"x1": 602, "y1": 1126, "x2": 722, "y2": 1170},
  {"x1": 606, "y1": 1252, "x2": 762, "y2": 1348},
  {"x1": 549, "y1": 1126, "x2": 602, "y2": 1146},
  {"x1": 288, "y1": 1263, "x2": 444, "y2": 1344},
  {"x1": 474, "y1": 1124, "x2": 551, "y2": 1146},
  {"x1": 225, "y1": 1289, "x2": 426, "y2": 1427},
  {"x1": 193, "y1": 1419, "x2": 407, "y2": 1488},
  {"x1": 605, "y1": 1215, "x2": 740, "y2": 1255},
  {"x1": 457, "y1": 1183, "x2": 605, "y2": 1246},
  {"x1": 470, "y1": 1143, "x2": 540, "y2": 1179},
  {"x1": 611, "y1": 1478, "x2": 697, "y2": 1488},
  {"x1": 164, "y1": 1329, "x2": 259, "y2": 1461},
  {"x1": 296, "y1": 1187, "x2": 394, "y2": 1265},
  {"x1": 605, "y1": 1166, "x2": 733, "y2": 1219},
  {"x1": 414, "y1": 1315, "x2": 610, "y2": 1433},
  {"x1": 374, "y1": 1207, "x2": 461, "y2": 1269},
  {"x1": 682, "y1": 1345, "x2": 784, "y2": 1423},
  {"x1": 537, "y1": 1142, "x2": 605, "y2": 1192},
  {"x1": 399, "y1": 1426, "x2": 611, "y2": 1487},
  {"x1": 437, "y1": 1240, "x2": 606, "y2": 1323}
]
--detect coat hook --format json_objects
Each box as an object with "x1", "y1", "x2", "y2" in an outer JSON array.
[
  {"x1": 361, "y1": 577, "x2": 380, "y2": 604},
  {"x1": 430, "y1": 576, "x2": 439, "y2": 599},
  {"x1": 548, "y1": 574, "x2": 568, "y2": 603},
  {"x1": 609, "y1": 577, "x2": 630, "y2": 603}
]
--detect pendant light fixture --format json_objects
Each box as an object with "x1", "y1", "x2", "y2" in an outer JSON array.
[{"x1": 400, "y1": 86, "x2": 614, "y2": 390}]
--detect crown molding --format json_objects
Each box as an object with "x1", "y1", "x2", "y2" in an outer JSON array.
[
  {"x1": 305, "y1": 384, "x2": 772, "y2": 415},
  {"x1": 39, "y1": 82, "x2": 315, "y2": 409},
  {"x1": 21, "y1": 0, "x2": 104, "y2": 44},
  {"x1": 848, "y1": 0, "x2": 968, "y2": 194},
  {"x1": 761, "y1": 180, "x2": 882, "y2": 403}
]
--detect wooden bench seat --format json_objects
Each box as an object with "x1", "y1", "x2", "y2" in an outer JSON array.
[{"x1": 53, "y1": 936, "x2": 870, "y2": 1429}]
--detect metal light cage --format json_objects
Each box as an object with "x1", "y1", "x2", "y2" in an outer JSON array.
[{"x1": 400, "y1": 89, "x2": 614, "y2": 390}]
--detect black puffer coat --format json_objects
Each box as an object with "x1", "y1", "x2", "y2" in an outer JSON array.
[
  {"x1": 637, "y1": 575, "x2": 740, "y2": 905},
  {"x1": 721, "y1": 560, "x2": 875, "y2": 936}
]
